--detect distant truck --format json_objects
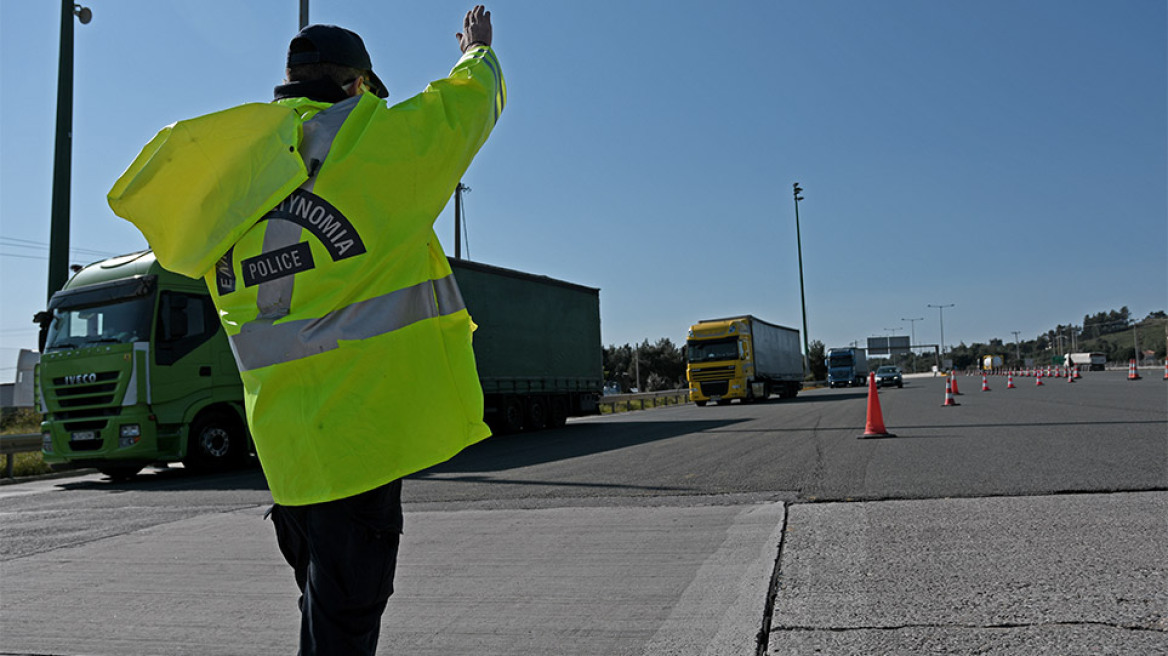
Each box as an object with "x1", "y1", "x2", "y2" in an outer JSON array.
[
  {"x1": 826, "y1": 347, "x2": 869, "y2": 387},
  {"x1": 1065, "y1": 352, "x2": 1106, "y2": 371},
  {"x1": 981, "y1": 355, "x2": 1004, "y2": 371},
  {"x1": 686, "y1": 315, "x2": 802, "y2": 406},
  {"x1": 37, "y1": 251, "x2": 601, "y2": 479}
]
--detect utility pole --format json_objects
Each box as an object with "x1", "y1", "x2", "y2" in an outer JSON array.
[
  {"x1": 792, "y1": 183, "x2": 810, "y2": 377},
  {"x1": 453, "y1": 182, "x2": 469, "y2": 259},
  {"x1": 1010, "y1": 330, "x2": 1022, "y2": 365},
  {"x1": 634, "y1": 346, "x2": 641, "y2": 393},
  {"x1": 1132, "y1": 321, "x2": 1141, "y2": 364},
  {"x1": 902, "y1": 316, "x2": 924, "y2": 372},
  {"x1": 47, "y1": 1, "x2": 92, "y2": 302},
  {"x1": 299, "y1": 0, "x2": 309, "y2": 28},
  {"x1": 927, "y1": 303, "x2": 955, "y2": 356}
]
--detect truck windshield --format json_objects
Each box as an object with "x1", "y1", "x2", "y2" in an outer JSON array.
[
  {"x1": 687, "y1": 338, "x2": 740, "y2": 363},
  {"x1": 45, "y1": 286, "x2": 156, "y2": 352},
  {"x1": 829, "y1": 355, "x2": 854, "y2": 367}
]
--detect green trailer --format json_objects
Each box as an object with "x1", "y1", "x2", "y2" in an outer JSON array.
[
  {"x1": 450, "y1": 258, "x2": 602, "y2": 433},
  {"x1": 36, "y1": 252, "x2": 602, "y2": 478}
]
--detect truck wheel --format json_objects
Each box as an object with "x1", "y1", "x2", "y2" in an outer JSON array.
[
  {"x1": 184, "y1": 410, "x2": 245, "y2": 473},
  {"x1": 549, "y1": 396, "x2": 569, "y2": 428},
  {"x1": 526, "y1": 397, "x2": 548, "y2": 431},
  {"x1": 499, "y1": 398, "x2": 525, "y2": 434},
  {"x1": 99, "y1": 466, "x2": 143, "y2": 481}
]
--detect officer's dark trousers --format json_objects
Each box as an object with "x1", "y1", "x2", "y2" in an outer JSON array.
[{"x1": 271, "y1": 480, "x2": 403, "y2": 656}]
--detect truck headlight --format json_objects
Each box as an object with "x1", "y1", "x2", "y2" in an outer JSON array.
[
  {"x1": 42, "y1": 432, "x2": 53, "y2": 454},
  {"x1": 119, "y1": 424, "x2": 141, "y2": 448}
]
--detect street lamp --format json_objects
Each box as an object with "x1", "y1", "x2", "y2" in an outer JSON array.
[
  {"x1": 901, "y1": 317, "x2": 924, "y2": 348},
  {"x1": 793, "y1": 183, "x2": 810, "y2": 376},
  {"x1": 47, "y1": 2, "x2": 92, "y2": 301},
  {"x1": 928, "y1": 303, "x2": 955, "y2": 355}
]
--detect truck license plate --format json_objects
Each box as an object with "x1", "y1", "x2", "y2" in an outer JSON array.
[{"x1": 71, "y1": 431, "x2": 97, "y2": 442}]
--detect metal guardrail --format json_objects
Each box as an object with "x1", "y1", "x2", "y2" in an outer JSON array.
[
  {"x1": 1, "y1": 433, "x2": 42, "y2": 478},
  {"x1": 598, "y1": 389, "x2": 691, "y2": 413},
  {"x1": 598, "y1": 381, "x2": 827, "y2": 414}
]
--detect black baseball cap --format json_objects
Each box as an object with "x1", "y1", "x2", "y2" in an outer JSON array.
[{"x1": 287, "y1": 24, "x2": 387, "y2": 98}]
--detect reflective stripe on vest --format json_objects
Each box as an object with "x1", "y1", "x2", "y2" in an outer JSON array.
[
  {"x1": 254, "y1": 96, "x2": 360, "y2": 320},
  {"x1": 228, "y1": 273, "x2": 467, "y2": 372}
]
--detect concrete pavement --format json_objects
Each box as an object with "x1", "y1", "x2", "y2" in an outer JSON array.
[{"x1": 2, "y1": 491, "x2": 1165, "y2": 655}]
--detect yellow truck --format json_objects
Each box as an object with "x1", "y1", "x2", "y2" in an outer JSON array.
[{"x1": 686, "y1": 315, "x2": 803, "y2": 406}]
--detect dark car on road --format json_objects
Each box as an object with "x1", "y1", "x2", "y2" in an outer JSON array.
[{"x1": 875, "y1": 365, "x2": 903, "y2": 388}]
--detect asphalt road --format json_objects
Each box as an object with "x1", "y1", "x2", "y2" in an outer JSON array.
[
  {"x1": 1, "y1": 370, "x2": 1165, "y2": 655},
  {"x1": 3, "y1": 370, "x2": 1164, "y2": 559}
]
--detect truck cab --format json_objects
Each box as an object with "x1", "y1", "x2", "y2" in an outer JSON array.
[
  {"x1": 826, "y1": 347, "x2": 868, "y2": 387},
  {"x1": 37, "y1": 251, "x2": 249, "y2": 479}
]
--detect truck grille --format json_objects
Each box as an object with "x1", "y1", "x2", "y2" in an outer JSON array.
[
  {"x1": 700, "y1": 381, "x2": 729, "y2": 397},
  {"x1": 689, "y1": 365, "x2": 735, "y2": 382},
  {"x1": 47, "y1": 371, "x2": 121, "y2": 409}
]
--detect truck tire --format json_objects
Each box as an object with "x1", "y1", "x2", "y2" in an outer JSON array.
[
  {"x1": 501, "y1": 397, "x2": 525, "y2": 434},
  {"x1": 98, "y1": 465, "x2": 143, "y2": 481},
  {"x1": 184, "y1": 409, "x2": 245, "y2": 473},
  {"x1": 549, "y1": 396, "x2": 569, "y2": 428},
  {"x1": 526, "y1": 397, "x2": 548, "y2": 431}
]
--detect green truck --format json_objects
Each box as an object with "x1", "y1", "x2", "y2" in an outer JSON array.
[{"x1": 37, "y1": 251, "x2": 602, "y2": 478}]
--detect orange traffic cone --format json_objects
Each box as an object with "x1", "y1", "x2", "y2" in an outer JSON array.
[
  {"x1": 942, "y1": 376, "x2": 960, "y2": 406},
  {"x1": 1007, "y1": 373, "x2": 1015, "y2": 389},
  {"x1": 981, "y1": 374, "x2": 991, "y2": 392},
  {"x1": 1036, "y1": 371, "x2": 1044, "y2": 386},
  {"x1": 1163, "y1": 360, "x2": 1167, "y2": 381},
  {"x1": 860, "y1": 372, "x2": 895, "y2": 438},
  {"x1": 1067, "y1": 368, "x2": 1075, "y2": 383},
  {"x1": 1074, "y1": 366, "x2": 1082, "y2": 380},
  {"x1": 1128, "y1": 359, "x2": 1142, "y2": 380},
  {"x1": 951, "y1": 371, "x2": 962, "y2": 395}
]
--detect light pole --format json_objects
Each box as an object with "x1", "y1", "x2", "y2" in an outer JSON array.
[
  {"x1": 793, "y1": 183, "x2": 810, "y2": 376},
  {"x1": 928, "y1": 303, "x2": 955, "y2": 356},
  {"x1": 47, "y1": 2, "x2": 92, "y2": 302},
  {"x1": 1011, "y1": 330, "x2": 1022, "y2": 366},
  {"x1": 901, "y1": 317, "x2": 924, "y2": 348}
]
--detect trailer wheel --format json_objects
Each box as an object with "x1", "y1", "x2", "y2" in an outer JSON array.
[
  {"x1": 526, "y1": 397, "x2": 548, "y2": 431},
  {"x1": 500, "y1": 398, "x2": 525, "y2": 434},
  {"x1": 184, "y1": 409, "x2": 245, "y2": 473},
  {"x1": 549, "y1": 396, "x2": 569, "y2": 428}
]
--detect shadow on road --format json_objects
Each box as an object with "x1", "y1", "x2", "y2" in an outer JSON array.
[
  {"x1": 58, "y1": 464, "x2": 269, "y2": 493},
  {"x1": 414, "y1": 418, "x2": 748, "y2": 477}
]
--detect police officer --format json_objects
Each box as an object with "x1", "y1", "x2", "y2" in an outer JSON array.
[{"x1": 109, "y1": 6, "x2": 504, "y2": 655}]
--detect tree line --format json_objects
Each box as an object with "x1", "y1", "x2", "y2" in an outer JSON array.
[{"x1": 604, "y1": 307, "x2": 1164, "y2": 389}]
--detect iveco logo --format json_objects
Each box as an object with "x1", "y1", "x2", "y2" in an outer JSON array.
[{"x1": 65, "y1": 373, "x2": 98, "y2": 385}]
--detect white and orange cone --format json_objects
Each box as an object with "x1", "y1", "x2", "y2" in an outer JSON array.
[
  {"x1": 1036, "y1": 370, "x2": 1044, "y2": 386},
  {"x1": 981, "y1": 374, "x2": 991, "y2": 392},
  {"x1": 942, "y1": 377, "x2": 960, "y2": 406},
  {"x1": 1007, "y1": 373, "x2": 1016, "y2": 389},
  {"x1": 1128, "y1": 359, "x2": 1142, "y2": 380}
]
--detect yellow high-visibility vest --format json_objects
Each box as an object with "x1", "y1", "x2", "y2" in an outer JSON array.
[{"x1": 109, "y1": 46, "x2": 505, "y2": 505}]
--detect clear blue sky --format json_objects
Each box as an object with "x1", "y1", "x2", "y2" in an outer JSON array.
[{"x1": 2, "y1": 1, "x2": 1165, "y2": 378}]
